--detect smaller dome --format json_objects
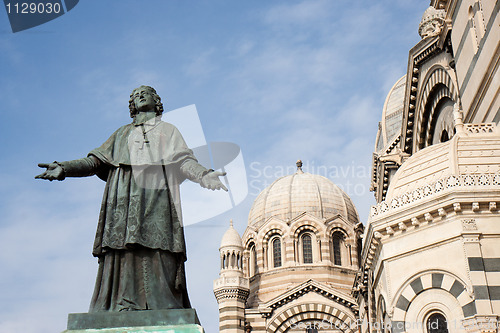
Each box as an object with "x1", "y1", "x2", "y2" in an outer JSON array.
[
  {"x1": 375, "y1": 75, "x2": 406, "y2": 153},
  {"x1": 220, "y1": 220, "x2": 243, "y2": 249},
  {"x1": 418, "y1": 6, "x2": 446, "y2": 39}
]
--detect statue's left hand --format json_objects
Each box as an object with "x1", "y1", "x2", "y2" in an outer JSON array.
[
  {"x1": 201, "y1": 171, "x2": 228, "y2": 191},
  {"x1": 35, "y1": 162, "x2": 65, "y2": 181}
]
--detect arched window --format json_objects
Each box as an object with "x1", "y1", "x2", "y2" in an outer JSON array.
[
  {"x1": 231, "y1": 252, "x2": 236, "y2": 268},
  {"x1": 302, "y1": 234, "x2": 313, "y2": 264},
  {"x1": 427, "y1": 313, "x2": 448, "y2": 333},
  {"x1": 440, "y1": 129, "x2": 449, "y2": 143},
  {"x1": 248, "y1": 243, "x2": 257, "y2": 276},
  {"x1": 430, "y1": 98, "x2": 454, "y2": 146},
  {"x1": 332, "y1": 232, "x2": 344, "y2": 266},
  {"x1": 272, "y1": 237, "x2": 282, "y2": 268},
  {"x1": 357, "y1": 237, "x2": 363, "y2": 266}
]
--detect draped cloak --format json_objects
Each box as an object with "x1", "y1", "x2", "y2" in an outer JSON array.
[{"x1": 85, "y1": 116, "x2": 207, "y2": 311}]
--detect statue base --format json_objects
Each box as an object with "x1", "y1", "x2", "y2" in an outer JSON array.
[{"x1": 62, "y1": 309, "x2": 204, "y2": 333}]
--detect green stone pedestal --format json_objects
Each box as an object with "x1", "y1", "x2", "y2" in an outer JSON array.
[{"x1": 62, "y1": 309, "x2": 204, "y2": 333}]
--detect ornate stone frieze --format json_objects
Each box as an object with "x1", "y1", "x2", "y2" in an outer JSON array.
[
  {"x1": 464, "y1": 123, "x2": 497, "y2": 134},
  {"x1": 371, "y1": 173, "x2": 500, "y2": 217},
  {"x1": 214, "y1": 287, "x2": 250, "y2": 301},
  {"x1": 462, "y1": 218, "x2": 478, "y2": 231}
]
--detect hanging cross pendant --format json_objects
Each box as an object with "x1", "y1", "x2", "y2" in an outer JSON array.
[
  {"x1": 135, "y1": 140, "x2": 146, "y2": 150},
  {"x1": 141, "y1": 125, "x2": 150, "y2": 145}
]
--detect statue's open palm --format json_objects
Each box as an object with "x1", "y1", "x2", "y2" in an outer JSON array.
[
  {"x1": 35, "y1": 163, "x2": 64, "y2": 181},
  {"x1": 201, "y1": 171, "x2": 228, "y2": 191}
]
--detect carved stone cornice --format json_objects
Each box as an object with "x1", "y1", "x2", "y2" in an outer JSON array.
[
  {"x1": 260, "y1": 279, "x2": 358, "y2": 319},
  {"x1": 214, "y1": 287, "x2": 250, "y2": 302},
  {"x1": 371, "y1": 173, "x2": 500, "y2": 217}
]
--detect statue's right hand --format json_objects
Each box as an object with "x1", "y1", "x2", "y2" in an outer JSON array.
[{"x1": 35, "y1": 162, "x2": 65, "y2": 181}]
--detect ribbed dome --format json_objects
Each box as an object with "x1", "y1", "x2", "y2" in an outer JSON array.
[
  {"x1": 386, "y1": 128, "x2": 500, "y2": 201},
  {"x1": 220, "y1": 220, "x2": 243, "y2": 249},
  {"x1": 375, "y1": 75, "x2": 406, "y2": 153},
  {"x1": 248, "y1": 167, "x2": 359, "y2": 227}
]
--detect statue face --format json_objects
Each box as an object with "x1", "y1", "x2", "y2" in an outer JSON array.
[{"x1": 133, "y1": 87, "x2": 156, "y2": 112}]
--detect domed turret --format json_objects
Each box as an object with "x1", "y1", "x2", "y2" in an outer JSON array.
[
  {"x1": 220, "y1": 219, "x2": 243, "y2": 249},
  {"x1": 214, "y1": 220, "x2": 249, "y2": 332},
  {"x1": 218, "y1": 220, "x2": 244, "y2": 277},
  {"x1": 248, "y1": 160, "x2": 359, "y2": 228}
]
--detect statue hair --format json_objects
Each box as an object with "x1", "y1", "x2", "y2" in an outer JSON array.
[{"x1": 128, "y1": 85, "x2": 164, "y2": 118}]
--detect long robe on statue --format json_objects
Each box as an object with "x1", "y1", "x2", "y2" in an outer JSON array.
[{"x1": 81, "y1": 115, "x2": 207, "y2": 312}]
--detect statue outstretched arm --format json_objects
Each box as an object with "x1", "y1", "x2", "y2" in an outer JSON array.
[
  {"x1": 36, "y1": 156, "x2": 101, "y2": 181},
  {"x1": 180, "y1": 159, "x2": 228, "y2": 191}
]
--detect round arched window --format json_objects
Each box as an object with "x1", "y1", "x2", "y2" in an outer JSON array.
[
  {"x1": 332, "y1": 232, "x2": 344, "y2": 266},
  {"x1": 302, "y1": 234, "x2": 313, "y2": 264},
  {"x1": 272, "y1": 237, "x2": 282, "y2": 268},
  {"x1": 426, "y1": 313, "x2": 448, "y2": 333}
]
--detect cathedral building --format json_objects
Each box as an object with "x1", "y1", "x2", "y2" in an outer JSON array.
[
  {"x1": 214, "y1": 162, "x2": 363, "y2": 332},
  {"x1": 214, "y1": 0, "x2": 499, "y2": 332}
]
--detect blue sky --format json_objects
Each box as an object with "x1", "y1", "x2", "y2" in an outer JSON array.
[{"x1": 0, "y1": 1, "x2": 430, "y2": 332}]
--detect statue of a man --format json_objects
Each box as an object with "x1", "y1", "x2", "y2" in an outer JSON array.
[{"x1": 36, "y1": 85, "x2": 227, "y2": 312}]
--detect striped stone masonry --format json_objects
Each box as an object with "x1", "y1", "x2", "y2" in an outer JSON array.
[{"x1": 392, "y1": 272, "x2": 476, "y2": 322}]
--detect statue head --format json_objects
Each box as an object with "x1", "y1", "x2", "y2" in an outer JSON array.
[{"x1": 128, "y1": 85, "x2": 164, "y2": 118}]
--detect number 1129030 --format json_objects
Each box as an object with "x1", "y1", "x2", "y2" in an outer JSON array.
[{"x1": 6, "y1": 2, "x2": 62, "y2": 14}]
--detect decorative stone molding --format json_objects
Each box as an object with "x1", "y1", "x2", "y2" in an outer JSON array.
[
  {"x1": 292, "y1": 223, "x2": 320, "y2": 240},
  {"x1": 261, "y1": 227, "x2": 284, "y2": 245},
  {"x1": 260, "y1": 280, "x2": 358, "y2": 324},
  {"x1": 371, "y1": 173, "x2": 500, "y2": 217},
  {"x1": 464, "y1": 123, "x2": 497, "y2": 134},
  {"x1": 462, "y1": 219, "x2": 478, "y2": 231},
  {"x1": 462, "y1": 315, "x2": 499, "y2": 333},
  {"x1": 413, "y1": 40, "x2": 441, "y2": 66},
  {"x1": 214, "y1": 287, "x2": 250, "y2": 302},
  {"x1": 258, "y1": 307, "x2": 273, "y2": 318},
  {"x1": 411, "y1": 217, "x2": 420, "y2": 226},
  {"x1": 462, "y1": 234, "x2": 480, "y2": 243},
  {"x1": 418, "y1": 7, "x2": 446, "y2": 39},
  {"x1": 438, "y1": 208, "x2": 446, "y2": 217},
  {"x1": 268, "y1": 284, "x2": 358, "y2": 314},
  {"x1": 424, "y1": 212, "x2": 433, "y2": 222},
  {"x1": 266, "y1": 302, "x2": 358, "y2": 333}
]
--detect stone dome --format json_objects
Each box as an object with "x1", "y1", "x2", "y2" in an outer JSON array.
[
  {"x1": 248, "y1": 163, "x2": 359, "y2": 227},
  {"x1": 386, "y1": 127, "x2": 500, "y2": 201},
  {"x1": 220, "y1": 220, "x2": 243, "y2": 249},
  {"x1": 375, "y1": 75, "x2": 406, "y2": 153}
]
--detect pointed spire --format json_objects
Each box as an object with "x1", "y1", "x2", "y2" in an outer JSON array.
[
  {"x1": 229, "y1": 219, "x2": 234, "y2": 227},
  {"x1": 296, "y1": 159, "x2": 304, "y2": 173}
]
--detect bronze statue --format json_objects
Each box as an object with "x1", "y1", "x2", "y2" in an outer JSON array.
[{"x1": 36, "y1": 85, "x2": 227, "y2": 312}]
